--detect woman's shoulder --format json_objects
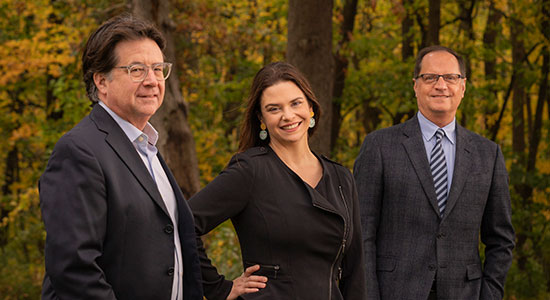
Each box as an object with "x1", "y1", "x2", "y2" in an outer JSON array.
[
  {"x1": 319, "y1": 155, "x2": 353, "y2": 178},
  {"x1": 227, "y1": 146, "x2": 273, "y2": 169},
  {"x1": 237, "y1": 146, "x2": 270, "y2": 158}
]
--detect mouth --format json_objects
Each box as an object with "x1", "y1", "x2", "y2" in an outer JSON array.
[
  {"x1": 281, "y1": 122, "x2": 301, "y2": 130},
  {"x1": 137, "y1": 94, "x2": 157, "y2": 100}
]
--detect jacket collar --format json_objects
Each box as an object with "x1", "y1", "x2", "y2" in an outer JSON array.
[
  {"x1": 89, "y1": 104, "x2": 170, "y2": 217},
  {"x1": 401, "y1": 115, "x2": 473, "y2": 220}
]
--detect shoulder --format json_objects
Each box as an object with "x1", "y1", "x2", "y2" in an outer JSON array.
[
  {"x1": 238, "y1": 146, "x2": 270, "y2": 158},
  {"x1": 321, "y1": 155, "x2": 353, "y2": 180},
  {"x1": 457, "y1": 125, "x2": 498, "y2": 151},
  {"x1": 231, "y1": 146, "x2": 270, "y2": 164},
  {"x1": 363, "y1": 118, "x2": 412, "y2": 144},
  {"x1": 224, "y1": 146, "x2": 271, "y2": 173},
  {"x1": 53, "y1": 116, "x2": 97, "y2": 152}
]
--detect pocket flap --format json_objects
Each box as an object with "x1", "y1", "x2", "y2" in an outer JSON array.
[
  {"x1": 466, "y1": 263, "x2": 482, "y2": 280},
  {"x1": 376, "y1": 257, "x2": 396, "y2": 272},
  {"x1": 244, "y1": 261, "x2": 280, "y2": 279}
]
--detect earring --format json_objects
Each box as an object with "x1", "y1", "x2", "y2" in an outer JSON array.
[
  {"x1": 309, "y1": 111, "x2": 316, "y2": 128},
  {"x1": 259, "y1": 123, "x2": 268, "y2": 140}
]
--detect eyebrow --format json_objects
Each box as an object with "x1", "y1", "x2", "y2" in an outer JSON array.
[
  {"x1": 263, "y1": 96, "x2": 304, "y2": 108},
  {"x1": 125, "y1": 61, "x2": 164, "y2": 66}
]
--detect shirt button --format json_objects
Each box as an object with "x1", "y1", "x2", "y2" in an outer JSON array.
[
  {"x1": 167, "y1": 267, "x2": 174, "y2": 276},
  {"x1": 164, "y1": 224, "x2": 174, "y2": 234}
]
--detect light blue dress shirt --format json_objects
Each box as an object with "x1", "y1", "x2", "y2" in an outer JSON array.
[
  {"x1": 99, "y1": 101, "x2": 183, "y2": 300},
  {"x1": 417, "y1": 111, "x2": 456, "y2": 196}
]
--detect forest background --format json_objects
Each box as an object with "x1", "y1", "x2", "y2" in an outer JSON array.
[{"x1": 0, "y1": 0, "x2": 548, "y2": 299}]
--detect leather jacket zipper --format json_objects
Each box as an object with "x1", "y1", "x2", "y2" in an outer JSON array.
[{"x1": 328, "y1": 185, "x2": 350, "y2": 299}]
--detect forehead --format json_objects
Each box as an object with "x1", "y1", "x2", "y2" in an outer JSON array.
[
  {"x1": 114, "y1": 38, "x2": 163, "y2": 64},
  {"x1": 260, "y1": 81, "x2": 305, "y2": 104},
  {"x1": 420, "y1": 51, "x2": 460, "y2": 73}
]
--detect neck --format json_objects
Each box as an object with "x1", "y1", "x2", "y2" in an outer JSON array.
[
  {"x1": 423, "y1": 112, "x2": 454, "y2": 128},
  {"x1": 130, "y1": 119, "x2": 148, "y2": 131},
  {"x1": 269, "y1": 139, "x2": 315, "y2": 167}
]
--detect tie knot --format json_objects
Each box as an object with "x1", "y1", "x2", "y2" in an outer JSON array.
[{"x1": 435, "y1": 129, "x2": 445, "y2": 140}]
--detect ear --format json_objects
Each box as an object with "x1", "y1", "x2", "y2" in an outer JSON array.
[
  {"x1": 460, "y1": 78, "x2": 467, "y2": 97},
  {"x1": 93, "y1": 72, "x2": 109, "y2": 95}
]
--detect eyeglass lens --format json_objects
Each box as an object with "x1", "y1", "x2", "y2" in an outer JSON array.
[
  {"x1": 420, "y1": 74, "x2": 461, "y2": 84},
  {"x1": 128, "y1": 63, "x2": 171, "y2": 81}
]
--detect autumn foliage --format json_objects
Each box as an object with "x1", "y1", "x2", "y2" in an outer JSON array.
[{"x1": 0, "y1": 0, "x2": 548, "y2": 299}]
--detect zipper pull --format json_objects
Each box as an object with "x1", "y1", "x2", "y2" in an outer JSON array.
[
  {"x1": 338, "y1": 266, "x2": 343, "y2": 280},
  {"x1": 342, "y1": 239, "x2": 346, "y2": 254}
]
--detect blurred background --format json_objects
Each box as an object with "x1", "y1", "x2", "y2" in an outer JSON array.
[{"x1": 0, "y1": 0, "x2": 548, "y2": 299}]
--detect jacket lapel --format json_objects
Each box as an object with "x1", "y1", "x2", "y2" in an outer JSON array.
[
  {"x1": 157, "y1": 154, "x2": 195, "y2": 234},
  {"x1": 90, "y1": 105, "x2": 170, "y2": 217},
  {"x1": 441, "y1": 124, "x2": 472, "y2": 221},
  {"x1": 401, "y1": 116, "x2": 441, "y2": 216}
]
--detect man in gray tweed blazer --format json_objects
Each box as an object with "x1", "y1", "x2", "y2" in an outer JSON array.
[{"x1": 354, "y1": 45, "x2": 515, "y2": 300}]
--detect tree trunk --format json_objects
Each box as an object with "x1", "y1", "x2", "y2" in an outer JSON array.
[
  {"x1": 510, "y1": 20, "x2": 526, "y2": 159},
  {"x1": 457, "y1": 0, "x2": 475, "y2": 77},
  {"x1": 415, "y1": 8, "x2": 429, "y2": 49},
  {"x1": 527, "y1": 47, "x2": 548, "y2": 172},
  {"x1": 129, "y1": 0, "x2": 201, "y2": 198},
  {"x1": 427, "y1": 0, "x2": 440, "y2": 45},
  {"x1": 332, "y1": 0, "x2": 358, "y2": 152},
  {"x1": 456, "y1": 0, "x2": 476, "y2": 127},
  {"x1": 287, "y1": 0, "x2": 334, "y2": 156},
  {"x1": 401, "y1": 0, "x2": 414, "y2": 61},
  {"x1": 509, "y1": 3, "x2": 530, "y2": 274},
  {"x1": 483, "y1": 0, "x2": 502, "y2": 132}
]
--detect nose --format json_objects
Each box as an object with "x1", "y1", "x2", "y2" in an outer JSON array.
[
  {"x1": 433, "y1": 76, "x2": 448, "y2": 89},
  {"x1": 142, "y1": 68, "x2": 159, "y2": 86},
  {"x1": 281, "y1": 107, "x2": 294, "y2": 120}
]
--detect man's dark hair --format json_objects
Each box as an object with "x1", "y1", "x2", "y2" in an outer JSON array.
[
  {"x1": 413, "y1": 45, "x2": 466, "y2": 78},
  {"x1": 82, "y1": 13, "x2": 166, "y2": 103}
]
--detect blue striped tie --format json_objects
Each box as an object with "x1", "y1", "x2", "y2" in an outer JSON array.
[{"x1": 430, "y1": 129, "x2": 448, "y2": 215}]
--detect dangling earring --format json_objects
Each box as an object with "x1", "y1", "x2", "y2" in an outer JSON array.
[
  {"x1": 259, "y1": 122, "x2": 268, "y2": 140},
  {"x1": 309, "y1": 111, "x2": 316, "y2": 128}
]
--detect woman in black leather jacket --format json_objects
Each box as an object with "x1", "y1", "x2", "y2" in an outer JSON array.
[{"x1": 189, "y1": 62, "x2": 366, "y2": 300}]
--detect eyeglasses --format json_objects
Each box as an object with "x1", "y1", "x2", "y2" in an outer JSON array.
[
  {"x1": 416, "y1": 73, "x2": 465, "y2": 84},
  {"x1": 115, "y1": 62, "x2": 172, "y2": 82}
]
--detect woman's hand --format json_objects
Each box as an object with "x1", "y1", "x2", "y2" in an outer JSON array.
[{"x1": 226, "y1": 264, "x2": 268, "y2": 300}]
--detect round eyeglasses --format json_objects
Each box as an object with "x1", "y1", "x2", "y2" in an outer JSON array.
[
  {"x1": 115, "y1": 63, "x2": 172, "y2": 82},
  {"x1": 416, "y1": 73, "x2": 465, "y2": 85}
]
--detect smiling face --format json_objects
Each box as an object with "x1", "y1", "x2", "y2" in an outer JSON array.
[
  {"x1": 259, "y1": 81, "x2": 313, "y2": 147},
  {"x1": 413, "y1": 50, "x2": 466, "y2": 127},
  {"x1": 94, "y1": 38, "x2": 165, "y2": 130}
]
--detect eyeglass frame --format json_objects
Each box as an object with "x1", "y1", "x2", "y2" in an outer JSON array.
[
  {"x1": 415, "y1": 73, "x2": 465, "y2": 85},
  {"x1": 114, "y1": 62, "x2": 173, "y2": 83}
]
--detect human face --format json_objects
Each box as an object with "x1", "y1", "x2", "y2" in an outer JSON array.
[
  {"x1": 259, "y1": 81, "x2": 313, "y2": 147},
  {"x1": 94, "y1": 38, "x2": 165, "y2": 130},
  {"x1": 413, "y1": 51, "x2": 466, "y2": 127}
]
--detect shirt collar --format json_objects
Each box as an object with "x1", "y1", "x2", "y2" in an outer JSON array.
[
  {"x1": 417, "y1": 111, "x2": 456, "y2": 145},
  {"x1": 98, "y1": 101, "x2": 159, "y2": 145}
]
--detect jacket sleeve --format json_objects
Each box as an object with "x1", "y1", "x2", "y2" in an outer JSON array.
[
  {"x1": 39, "y1": 134, "x2": 117, "y2": 300},
  {"x1": 479, "y1": 145, "x2": 515, "y2": 300},
  {"x1": 353, "y1": 133, "x2": 383, "y2": 300},
  {"x1": 339, "y1": 168, "x2": 368, "y2": 299},
  {"x1": 188, "y1": 152, "x2": 255, "y2": 300}
]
